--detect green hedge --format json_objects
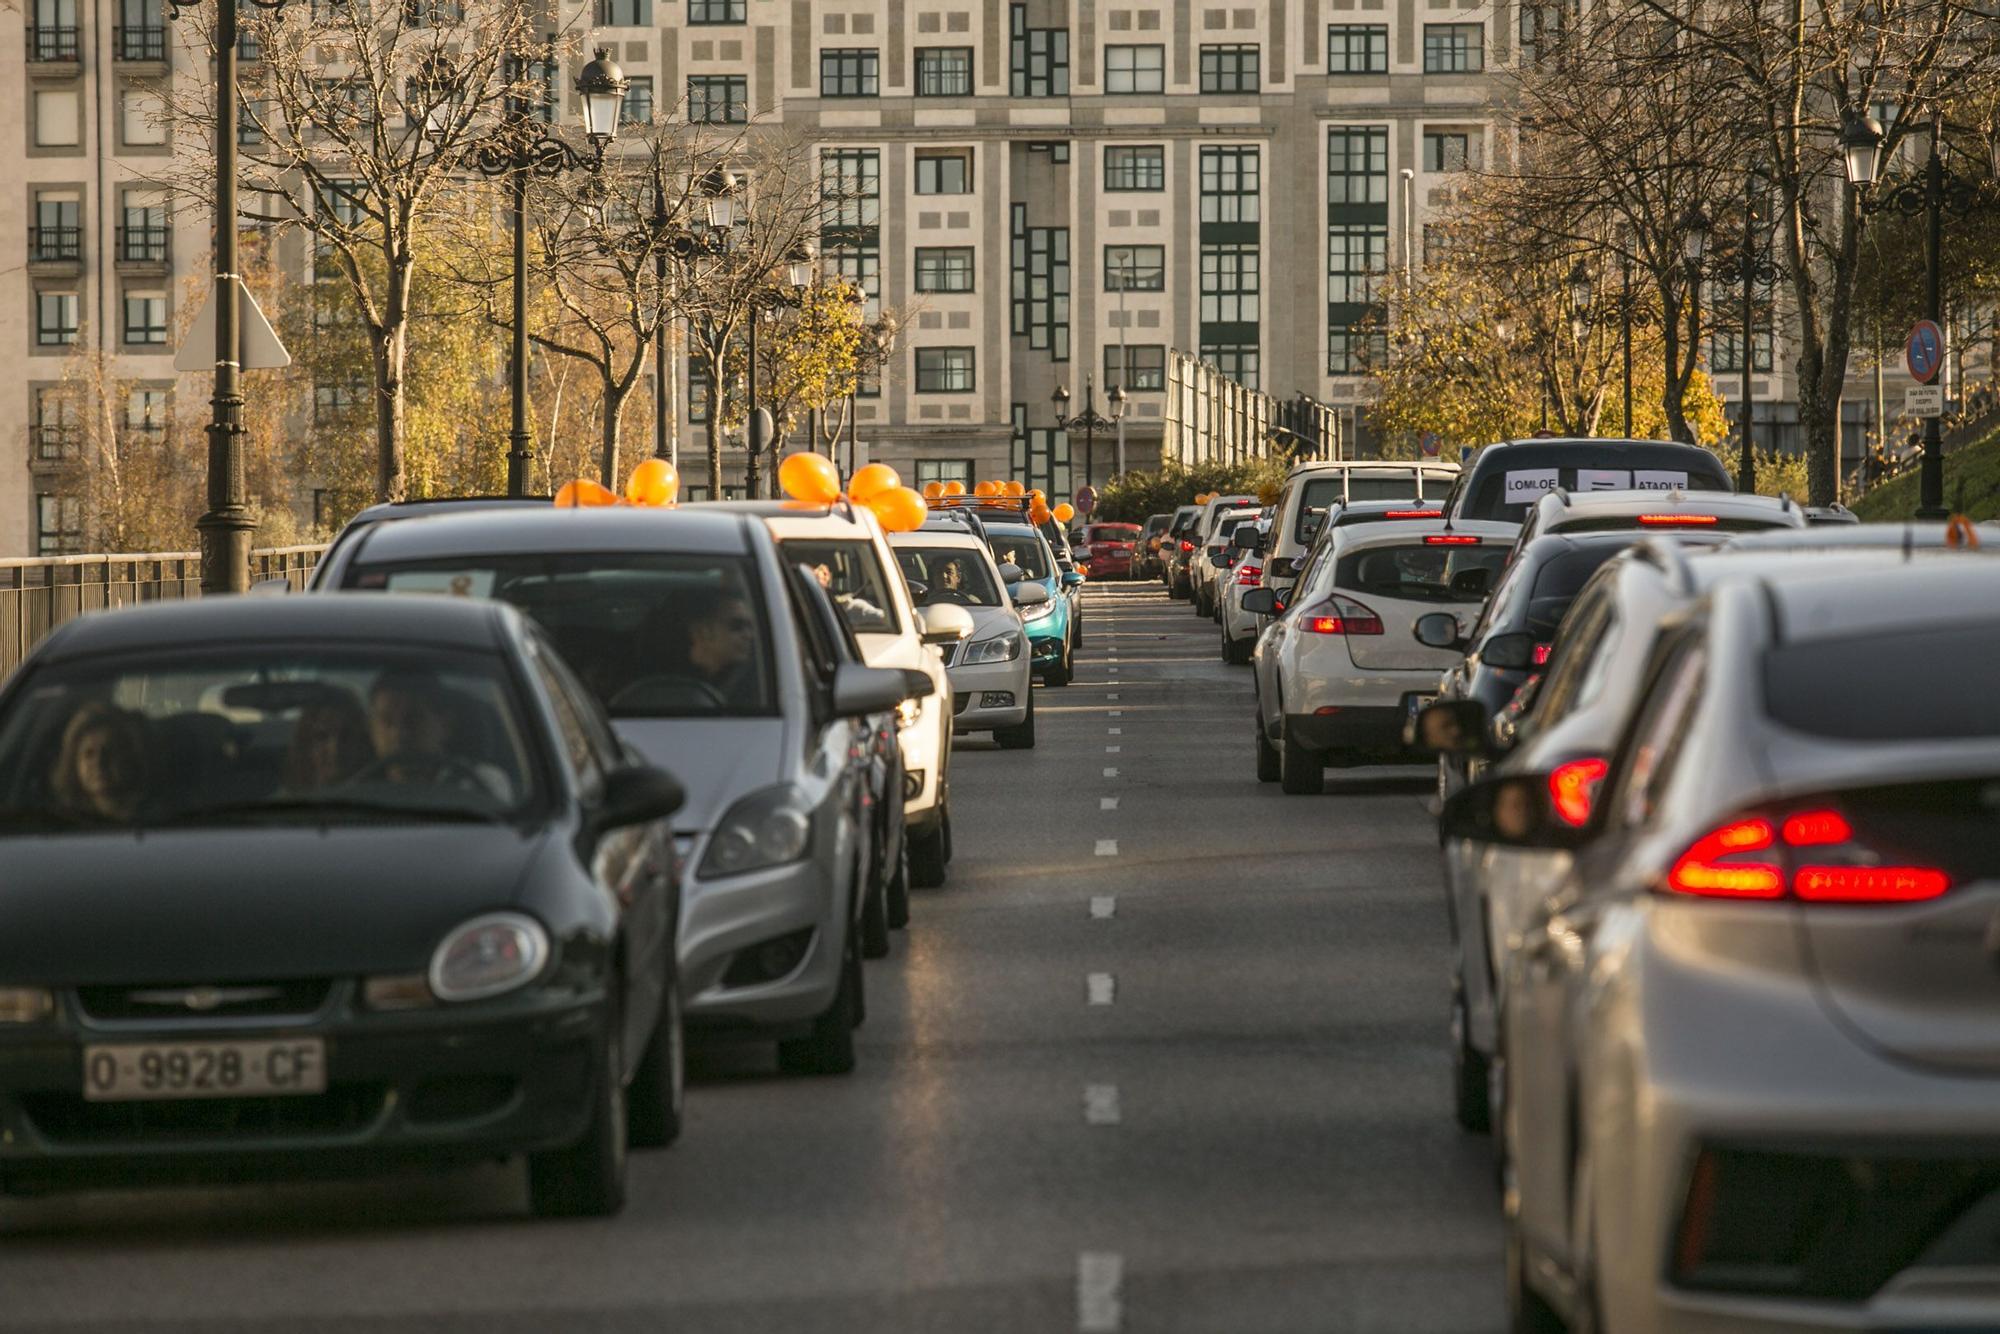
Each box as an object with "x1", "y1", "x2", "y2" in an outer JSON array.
[
  {"x1": 1090, "y1": 459, "x2": 1293, "y2": 524},
  {"x1": 1852, "y1": 426, "x2": 2000, "y2": 521}
]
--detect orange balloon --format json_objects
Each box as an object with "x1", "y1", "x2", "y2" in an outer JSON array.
[
  {"x1": 554, "y1": 478, "x2": 619, "y2": 508},
  {"x1": 866, "y1": 485, "x2": 929, "y2": 533},
  {"x1": 1029, "y1": 502, "x2": 1051, "y2": 525},
  {"x1": 625, "y1": 458, "x2": 679, "y2": 507},
  {"x1": 849, "y1": 462, "x2": 902, "y2": 503},
  {"x1": 922, "y1": 481, "x2": 944, "y2": 500},
  {"x1": 1029, "y1": 489, "x2": 1046, "y2": 505},
  {"x1": 1004, "y1": 480, "x2": 1026, "y2": 497},
  {"x1": 779, "y1": 451, "x2": 842, "y2": 505},
  {"x1": 1053, "y1": 503, "x2": 1075, "y2": 524},
  {"x1": 973, "y1": 480, "x2": 1001, "y2": 497},
  {"x1": 941, "y1": 480, "x2": 967, "y2": 497}
]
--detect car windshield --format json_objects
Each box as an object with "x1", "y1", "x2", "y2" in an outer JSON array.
[
  {"x1": 348, "y1": 553, "x2": 777, "y2": 719},
  {"x1": 0, "y1": 648, "x2": 539, "y2": 833},
  {"x1": 1213, "y1": 514, "x2": 1257, "y2": 543},
  {"x1": 1087, "y1": 525, "x2": 1141, "y2": 542},
  {"x1": 1767, "y1": 624, "x2": 2000, "y2": 739},
  {"x1": 779, "y1": 538, "x2": 900, "y2": 635},
  {"x1": 1334, "y1": 543, "x2": 1510, "y2": 604},
  {"x1": 895, "y1": 546, "x2": 1004, "y2": 608},
  {"x1": 987, "y1": 530, "x2": 1053, "y2": 581}
]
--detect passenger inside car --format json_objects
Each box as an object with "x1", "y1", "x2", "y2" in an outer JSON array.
[
  {"x1": 283, "y1": 694, "x2": 373, "y2": 792},
  {"x1": 365, "y1": 670, "x2": 509, "y2": 799},
  {"x1": 48, "y1": 701, "x2": 149, "y2": 823}
]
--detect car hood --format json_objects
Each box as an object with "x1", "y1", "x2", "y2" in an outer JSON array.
[
  {"x1": 611, "y1": 716, "x2": 786, "y2": 835},
  {"x1": 0, "y1": 825, "x2": 548, "y2": 985}
]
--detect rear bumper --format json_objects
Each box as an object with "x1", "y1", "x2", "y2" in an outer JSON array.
[
  {"x1": 1282, "y1": 707, "x2": 1418, "y2": 754},
  {"x1": 1082, "y1": 555, "x2": 1133, "y2": 578}
]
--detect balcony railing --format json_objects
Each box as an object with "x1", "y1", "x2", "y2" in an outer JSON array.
[
  {"x1": 29, "y1": 225, "x2": 81, "y2": 263},
  {"x1": 30, "y1": 423, "x2": 81, "y2": 462},
  {"x1": 27, "y1": 24, "x2": 80, "y2": 61},
  {"x1": 116, "y1": 224, "x2": 169, "y2": 264},
  {"x1": 114, "y1": 22, "x2": 165, "y2": 60}
]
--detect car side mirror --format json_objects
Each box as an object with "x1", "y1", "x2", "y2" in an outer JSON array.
[
  {"x1": 1440, "y1": 771, "x2": 1594, "y2": 849},
  {"x1": 917, "y1": 602, "x2": 976, "y2": 645},
  {"x1": 1405, "y1": 698, "x2": 1491, "y2": 756},
  {"x1": 596, "y1": 764, "x2": 686, "y2": 833},
  {"x1": 1267, "y1": 556, "x2": 1298, "y2": 579},
  {"x1": 900, "y1": 668, "x2": 934, "y2": 699},
  {"x1": 1013, "y1": 582, "x2": 1051, "y2": 607},
  {"x1": 1061, "y1": 571, "x2": 1085, "y2": 588},
  {"x1": 1240, "y1": 587, "x2": 1278, "y2": 615},
  {"x1": 998, "y1": 562, "x2": 1024, "y2": 584},
  {"x1": 831, "y1": 662, "x2": 910, "y2": 718},
  {"x1": 1233, "y1": 529, "x2": 1264, "y2": 553},
  {"x1": 1412, "y1": 612, "x2": 1465, "y2": 652},
  {"x1": 1481, "y1": 631, "x2": 1538, "y2": 671}
]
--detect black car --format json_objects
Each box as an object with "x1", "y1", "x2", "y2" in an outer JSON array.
[
  {"x1": 0, "y1": 596, "x2": 688, "y2": 1217},
  {"x1": 1441, "y1": 437, "x2": 1733, "y2": 525}
]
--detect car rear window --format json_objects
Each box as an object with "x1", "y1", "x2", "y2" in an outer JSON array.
[
  {"x1": 1766, "y1": 625, "x2": 2000, "y2": 739},
  {"x1": 1461, "y1": 448, "x2": 1731, "y2": 522},
  {"x1": 1335, "y1": 542, "x2": 1509, "y2": 604},
  {"x1": 1520, "y1": 545, "x2": 1628, "y2": 635},
  {"x1": 987, "y1": 529, "x2": 1053, "y2": 581},
  {"x1": 1086, "y1": 525, "x2": 1141, "y2": 542}
]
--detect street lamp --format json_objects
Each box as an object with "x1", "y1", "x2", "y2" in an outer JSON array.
[
  {"x1": 845, "y1": 311, "x2": 898, "y2": 476},
  {"x1": 1567, "y1": 260, "x2": 1593, "y2": 343},
  {"x1": 471, "y1": 46, "x2": 627, "y2": 498},
  {"x1": 1843, "y1": 108, "x2": 2000, "y2": 518},
  {"x1": 1685, "y1": 177, "x2": 1778, "y2": 492},
  {"x1": 1052, "y1": 375, "x2": 1126, "y2": 491}
]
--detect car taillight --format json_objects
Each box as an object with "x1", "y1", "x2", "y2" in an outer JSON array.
[
  {"x1": 1532, "y1": 643, "x2": 1552, "y2": 666},
  {"x1": 1300, "y1": 595, "x2": 1383, "y2": 636},
  {"x1": 1547, "y1": 757, "x2": 1609, "y2": 828},
  {"x1": 1424, "y1": 534, "x2": 1480, "y2": 545},
  {"x1": 1386, "y1": 509, "x2": 1436, "y2": 519},
  {"x1": 1234, "y1": 563, "x2": 1263, "y2": 586},
  {"x1": 1180, "y1": 540, "x2": 1194, "y2": 552},
  {"x1": 1664, "y1": 806, "x2": 1951, "y2": 904},
  {"x1": 1638, "y1": 514, "x2": 1720, "y2": 526}
]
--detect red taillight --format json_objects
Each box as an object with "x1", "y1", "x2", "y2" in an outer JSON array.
[
  {"x1": 1531, "y1": 642, "x2": 1553, "y2": 666},
  {"x1": 1386, "y1": 509, "x2": 1436, "y2": 519},
  {"x1": 1666, "y1": 805, "x2": 1951, "y2": 904},
  {"x1": 1547, "y1": 757, "x2": 1609, "y2": 828},
  {"x1": 1637, "y1": 513, "x2": 1720, "y2": 526},
  {"x1": 1234, "y1": 563, "x2": 1263, "y2": 586},
  {"x1": 1300, "y1": 595, "x2": 1383, "y2": 636},
  {"x1": 1179, "y1": 540, "x2": 1194, "y2": 552},
  {"x1": 1424, "y1": 534, "x2": 1480, "y2": 545}
]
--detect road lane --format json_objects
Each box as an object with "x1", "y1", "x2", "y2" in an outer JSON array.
[{"x1": 0, "y1": 582, "x2": 1501, "y2": 1333}]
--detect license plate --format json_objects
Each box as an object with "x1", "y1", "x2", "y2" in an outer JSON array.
[
  {"x1": 83, "y1": 1038, "x2": 327, "y2": 1102},
  {"x1": 1407, "y1": 693, "x2": 1437, "y2": 720}
]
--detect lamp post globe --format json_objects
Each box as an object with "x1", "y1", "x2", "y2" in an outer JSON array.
[
  {"x1": 1840, "y1": 113, "x2": 1887, "y2": 190},
  {"x1": 577, "y1": 49, "x2": 628, "y2": 146}
]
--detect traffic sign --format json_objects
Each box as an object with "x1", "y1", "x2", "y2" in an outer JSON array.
[
  {"x1": 1906, "y1": 320, "x2": 1944, "y2": 385},
  {"x1": 1074, "y1": 485, "x2": 1097, "y2": 517},
  {"x1": 1418, "y1": 431, "x2": 1440, "y2": 458},
  {"x1": 1905, "y1": 384, "x2": 1944, "y2": 418},
  {"x1": 175, "y1": 278, "x2": 291, "y2": 373}
]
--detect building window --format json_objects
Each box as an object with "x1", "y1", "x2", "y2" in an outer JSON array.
[
  {"x1": 916, "y1": 150, "x2": 972, "y2": 194},
  {"x1": 1104, "y1": 44, "x2": 1165, "y2": 94},
  {"x1": 1328, "y1": 125, "x2": 1390, "y2": 373},
  {"x1": 915, "y1": 347, "x2": 976, "y2": 393},
  {"x1": 823, "y1": 148, "x2": 882, "y2": 321},
  {"x1": 688, "y1": 0, "x2": 743, "y2": 21},
  {"x1": 1104, "y1": 244, "x2": 1165, "y2": 292},
  {"x1": 1199, "y1": 145, "x2": 1261, "y2": 227},
  {"x1": 1011, "y1": 204, "x2": 1070, "y2": 361},
  {"x1": 120, "y1": 88, "x2": 168, "y2": 146},
  {"x1": 1104, "y1": 145, "x2": 1164, "y2": 192},
  {"x1": 914, "y1": 247, "x2": 975, "y2": 294},
  {"x1": 1200, "y1": 44, "x2": 1260, "y2": 93},
  {"x1": 1520, "y1": 4, "x2": 1568, "y2": 65},
  {"x1": 1104, "y1": 344, "x2": 1167, "y2": 391},
  {"x1": 117, "y1": 0, "x2": 165, "y2": 59},
  {"x1": 1423, "y1": 131, "x2": 1470, "y2": 173},
  {"x1": 1010, "y1": 4, "x2": 1069, "y2": 97},
  {"x1": 1013, "y1": 403, "x2": 1073, "y2": 499},
  {"x1": 33, "y1": 387, "x2": 79, "y2": 460},
  {"x1": 820, "y1": 48, "x2": 879, "y2": 98},
  {"x1": 916, "y1": 47, "x2": 973, "y2": 96},
  {"x1": 1423, "y1": 23, "x2": 1485, "y2": 73},
  {"x1": 688, "y1": 364, "x2": 712, "y2": 422},
  {"x1": 621, "y1": 76, "x2": 653, "y2": 124},
  {"x1": 35, "y1": 89, "x2": 82, "y2": 147},
  {"x1": 595, "y1": 0, "x2": 648, "y2": 23},
  {"x1": 1199, "y1": 344, "x2": 1259, "y2": 390},
  {"x1": 1199, "y1": 244, "x2": 1259, "y2": 326},
  {"x1": 1327, "y1": 24, "x2": 1389, "y2": 74},
  {"x1": 314, "y1": 378, "x2": 365, "y2": 422},
  {"x1": 37, "y1": 493, "x2": 84, "y2": 556},
  {"x1": 688, "y1": 75, "x2": 748, "y2": 124},
  {"x1": 30, "y1": 0, "x2": 78, "y2": 60},
  {"x1": 119, "y1": 193, "x2": 169, "y2": 262},
  {"x1": 915, "y1": 459, "x2": 975, "y2": 488},
  {"x1": 31, "y1": 194, "x2": 81, "y2": 262},
  {"x1": 36, "y1": 292, "x2": 79, "y2": 346},
  {"x1": 123, "y1": 290, "x2": 168, "y2": 345}
]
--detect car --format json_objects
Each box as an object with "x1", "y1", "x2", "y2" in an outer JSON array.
[
  {"x1": 1181, "y1": 494, "x2": 1261, "y2": 610},
  {"x1": 306, "y1": 496, "x2": 549, "y2": 589},
  {"x1": 1190, "y1": 507, "x2": 1262, "y2": 619},
  {"x1": 1244, "y1": 517, "x2": 1514, "y2": 793},
  {"x1": 1261, "y1": 461, "x2": 1462, "y2": 606},
  {"x1": 1074, "y1": 521, "x2": 1143, "y2": 580},
  {"x1": 318, "y1": 506, "x2": 916, "y2": 1067},
  {"x1": 983, "y1": 517, "x2": 1081, "y2": 687},
  {"x1": 1162, "y1": 504, "x2": 1208, "y2": 597},
  {"x1": 1037, "y1": 514, "x2": 1089, "y2": 647},
  {"x1": 1442, "y1": 555, "x2": 2000, "y2": 1334},
  {"x1": 1137, "y1": 512, "x2": 1173, "y2": 578},
  {"x1": 1219, "y1": 514, "x2": 1272, "y2": 664},
  {"x1": 705, "y1": 501, "x2": 973, "y2": 892},
  {"x1": 1438, "y1": 437, "x2": 1733, "y2": 526},
  {"x1": 891, "y1": 527, "x2": 1039, "y2": 749},
  {"x1": 1505, "y1": 486, "x2": 1806, "y2": 555},
  {"x1": 0, "y1": 594, "x2": 703, "y2": 1216}
]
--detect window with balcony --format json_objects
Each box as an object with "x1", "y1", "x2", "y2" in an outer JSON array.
[
  {"x1": 1200, "y1": 44, "x2": 1260, "y2": 93},
  {"x1": 915, "y1": 347, "x2": 975, "y2": 392},
  {"x1": 1103, "y1": 344, "x2": 1166, "y2": 392},
  {"x1": 820, "y1": 48, "x2": 879, "y2": 98},
  {"x1": 117, "y1": 0, "x2": 164, "y2": 60},
  {"x1": 1104, "y1": 145, "x2": 1164, "y2": 191},
  {"x1": 120, "y1": 194, "x2": 168, "y2": 263},
  {"x1": 30, "y1": 0, "x2": 78, "y2": 61},
  {"x1": 688, "y1": 75, "x2": 748, "y2": 123},
  {"x1": 1328, "y1": 24, "x2": 1388, "y2": 74},
  {"x1": 916, "y1": 47, "x2": 973, "y2": 96},
  {"x1": 1104, "y1": 44, "x2": 1165, "y2": 93},
  {"x1": 123, "y1": 290, "x2": 167, "y2": 345},
  {"x1": 915, "y1": 150, "x2": 971, "y2": 194},
  {"x1": 1104, "y1": 244, "x2": 1165, "y2": 292},
  {"x1": 914, "y1": 247, "x2": 975, "y2": 293},
  {"x1": 688, "y1": 0, "x2": 743, "y2": 21},
  {"x1": 31, "y1": 195, "x2": 81, "y2": 263},
  {"x1": 36, "y1": 292, "x2": 79, "y2": 346},
  {"x1": 1424, "y1": 23, "x2": 1485, "y2": 73}
]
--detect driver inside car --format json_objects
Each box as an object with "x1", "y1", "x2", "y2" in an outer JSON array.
[
  {"x1": 364, "y1": 670, "x2": 509, "y2": 799},
  {"x1": 681, "y1": 589, "x2": 760, "y2": 707}
]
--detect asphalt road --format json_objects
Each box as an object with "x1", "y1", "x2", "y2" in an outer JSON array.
[{"x1": 0, "y1": 582, "x2": 1503, "y2": 1334}]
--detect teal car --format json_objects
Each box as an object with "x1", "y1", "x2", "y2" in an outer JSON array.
[{"x1": 984, "y1": 521, "x2": 1082, "y2": 687}]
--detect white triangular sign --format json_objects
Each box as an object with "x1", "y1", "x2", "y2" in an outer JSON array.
[{"x1": 174, "y1": 278, "x2": 291, "y2": 373}]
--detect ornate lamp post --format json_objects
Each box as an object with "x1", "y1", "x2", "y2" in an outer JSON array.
[
  {"x1": 1681, "y1": 180, "x2": 1780, "y2": 493},
  {"x1": 1051, "y1": 375, "x2": 1127, "y2": 491},
  {"x1": 471, "y1": 47, "x2": 627, "y2": 498},
  {"x1": 845, "y1": 312, "x2": 899, "y2": 477}
]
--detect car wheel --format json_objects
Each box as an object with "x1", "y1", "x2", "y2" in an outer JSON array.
[
  {"x1": 777, "y1": 935, "x2": 860, "y2": 1076},
  {"x1": 996, "y1": 690, "x2": 1036, "y2": 749},
  {"x1": 860, "y1": 867, "x2": 891, "y2": 960},
  {"x1": 1044, "y1": 643, "x2": 1073, "y2": 687},
  {"x1": 1278, "y1": 723, "x2": 1325, "y2": 795},
  {"x1": 1254, "y1": 715, "x2": 1280, "y2": 783},
  {"x1": 1505, "y1": 1212, "x2": 1569, "y2": 1334},
  {"x1": 527, "y1": 1019, "x2": 629, "y2": 1218},
  {"x1": 626, "y1": 973, "x2": 685, "y2": 1149},
  {"x1": 885, "y1": 830, "x2": 911, "y2": 929},
  {"x1": 941, "y1": 805, "x2": 955, "y2": 863},
  {"x1": 1451, "y1": 979, "x2": 1491, "y2": 1134},
  {"x1": 1222, "y1": 630, "x2": 1249, "y2": 665},
  {"x1": 910, "y1": 818, "x2": 947, "y2": 888}
]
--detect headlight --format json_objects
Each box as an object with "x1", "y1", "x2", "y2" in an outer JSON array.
[
  {"x1": 1020, "y1": 601, "x2": 1057, "y2": 623},
  {"x1": 429, "y1": 913, "x2": 549, "y2": 1003},
  {"x1": 961, "y1": 632, "x2": 1023, "y2": 664},
  {"x1": 896, "y1": 696, "x2": 922, "y2": 728},
  {"x1": 698, "y1": 784, "x2": 815, "y2": 879},
  {"x1": 0, "y1": 988, "x2": 53, "y2": 1023}
]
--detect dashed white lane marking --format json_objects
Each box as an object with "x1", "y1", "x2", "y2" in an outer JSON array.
[
  {"x1": 1109, "y1": 710, "x2": 1123, "y2": 717},
  {"x1": 1105, "y1": 745, "x2": 1122, "y2": 754},
  {"x1": 1088, "y1": 973, "x2": 1116, "y2": 1005},
  {"x1": 1084, "y1": 1084, "x2": 1121, "y2": 1125},
  {"x1": 1102, "y1": 766, "x2": 1120, "y2": 778},
  {"x1": 1094, "y1": 838, "x2": 1119, "y2": 856},
  {"x1": 1100, "y1": 796, "x2": 1119, "y2": 811},
  {"x1": 1090, "y1": 895, "x2": 1116, "y2": 918},
  {"x1": 1107, "y1": 693, "x2": 1120, "y2": 701},
  {"x1": 1077, "y1": 1252, "x2": 1124, "y2": 1333}
]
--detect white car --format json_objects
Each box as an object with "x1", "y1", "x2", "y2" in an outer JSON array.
[
  {"x1": 1246, "y1": 518, "x2": 1515, "y2": 793},
  {"x1": 1219, "y1": 515, "x2": 1270, "y2": 663},
  {"x1": 890, "y1": 527, "x2": 1040, "y2": 749},
  {"x1": 711, "y1": 502, "x2": 972, "y2": 888},
  {"x1": 1190, "y1": 507, "x2": 1263, "y2": 620},
  {"x1": 1262, "y1": 460, "x2": 1461, "y2": 606}
]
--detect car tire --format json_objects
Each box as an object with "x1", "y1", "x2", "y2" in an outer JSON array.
[
  {"x1": 1254, "y1": 716, "x2": 1280, "y2": 783},
  {"x1": 1044, "y1": 643, "x2": 1073, "y2": 687},
  {"x1": 777, "y1": 935, "x2": 860, "y2": 1077},
  {"x1": 626, "y1": 974, "x2": 685, "y2": 1149},
  {"x1": 885, "y1": 831, "x2": 911, "y2": 929},
  {"x1": 910, "y1": 818, "x2": 947, "y2": 889},
  {"x1": 860, "y1": 868, "x2": 891, "y2": 959},
  {"x1": 995, "y1": 690, "x2": 1037, "y2": 749},
  {"x1": 527, "y1": 1019, "x2": 629, "y2": 1218},
  {"x1": 1222, "y1": 630, "x2": 1250, "y2": 665},
  {"x1": 1278, "y1": 723, "x2": 1325, "y2": 795},
  {"x1": 1505, "y1": 1212, "x2": 1568, "y2": 1334},
  {"x1": 1450, "y1": 979, "x2": 1491, "y2": 1134},
  {"x1": 941, "y1": 805, "x2": 955, "y2": 863}
]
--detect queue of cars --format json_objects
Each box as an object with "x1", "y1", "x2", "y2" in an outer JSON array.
[{"x1": 0, "y1": 477, "x2": 1079, "y2": 1222}]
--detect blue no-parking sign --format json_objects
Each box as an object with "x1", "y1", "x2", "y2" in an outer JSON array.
[{"x1": 1907, "y1": 320, "x2": 1945, "y2": 384}]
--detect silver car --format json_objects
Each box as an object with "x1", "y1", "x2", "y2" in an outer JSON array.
[
  {"x1": 1442, "y1": 554, "x2": 2000, "y2": 1333},
  {"x1": 314, "y1": 507, "x2": 913, "y2": 1076}
]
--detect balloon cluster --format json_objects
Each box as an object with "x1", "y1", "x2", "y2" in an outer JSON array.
[
  {"x1": 916, "y1": 477, "x2": 1083, "y2": 529},
  {"x1": 777, "y1": 453, "x2": 929, "y2": 532},
  {"x1": 554, "y1": 458, "x2": 681, "y2": 509}
]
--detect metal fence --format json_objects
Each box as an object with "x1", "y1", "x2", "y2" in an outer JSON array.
[
  {"x1": 0, "y1": 545, "x2": 326, "y2": 679},
  {"x1": 1162, "y1": 352, "x2": 1346, "y2": 468}
]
